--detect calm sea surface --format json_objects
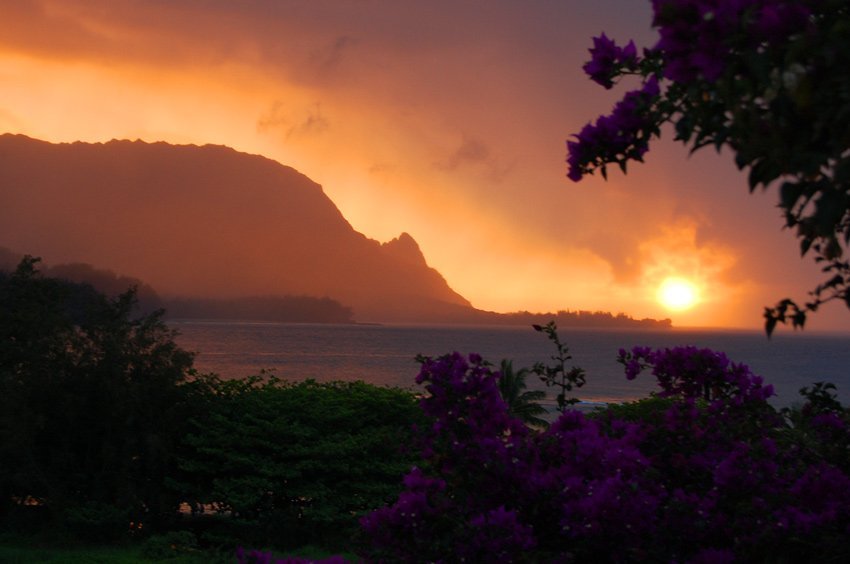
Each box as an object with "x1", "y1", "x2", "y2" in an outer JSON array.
[{"x1": 172, "y1": 321, "x2": 850, "y2": 408}]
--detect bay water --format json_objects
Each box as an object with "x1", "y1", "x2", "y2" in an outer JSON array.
[{"x1": 172, "y1": 321, "x2": 850, "y2": 409}]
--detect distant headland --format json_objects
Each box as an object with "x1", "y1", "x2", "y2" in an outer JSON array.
[{"x1": 0, "y1": 135, "x2": 670, "y2": 329}]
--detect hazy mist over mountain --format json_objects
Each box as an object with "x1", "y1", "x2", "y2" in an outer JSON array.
[{"x1": 0, "y1": 134, "x2": 471, "y2": 322}]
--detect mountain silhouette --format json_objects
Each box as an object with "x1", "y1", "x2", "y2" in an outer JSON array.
[{"x1": 0, "y1": 134, "x2": 472, "y2": 322}]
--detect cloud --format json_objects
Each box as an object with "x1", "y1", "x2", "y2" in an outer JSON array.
[
  {"x1": 257, "y1": 102, "x2": 329, "y2": 140},
  {"x1": 431, "y1": 134, "x2": 516, "y2": 186},
  {"x1": 0, "y1": 0, "x2": 844, "y2": 328},
  {"x1": 636, "y1": 220, "x2": 737, "y2": 291},
  {"x1": 309, "y1": 35, "x2": 356, "y2": 75},
  {"x1": 439, "y1": 135, "x2": 490, "y2": 169}
]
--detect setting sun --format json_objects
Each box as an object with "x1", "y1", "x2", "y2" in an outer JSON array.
[{"x1": 657, "y1": 277, "x2": 699, "y2": 311}]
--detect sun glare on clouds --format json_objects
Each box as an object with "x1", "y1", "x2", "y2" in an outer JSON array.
[
  {"x1": 624, "y1": 221, "x2": 748, "y2": 326},
  {"x1": 3, "y1": 1, "x2": 846, "y2": 329},
  {"x1": 657, "y1": 277, "x2": 699, "y2": 311}
]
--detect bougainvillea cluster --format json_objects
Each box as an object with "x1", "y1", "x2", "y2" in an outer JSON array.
[
  {"x1": 617, "y1": 345, "x2": 775, "y2": 404},
  {"x1": 567, "y1": 0, "x2": 816, "y2": 182},
  {"x1": 566, "y1": 78, "x2": 660, "y2": 182},
  {"x1": 652, "y1": 0, "x2": 813, "y2": 83},
  {"x1": 582, "y1": 33, "x2": 638, "y2": 89},
  {"x1": 358, "y1": 346, "x2": 850, "y2": 562}
]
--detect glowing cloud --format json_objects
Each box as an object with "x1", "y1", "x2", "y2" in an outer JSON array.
[{"x1": 0, "y1": 1, "x2": 845, "y2": 329}]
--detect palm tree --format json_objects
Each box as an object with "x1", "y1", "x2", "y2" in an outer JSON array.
[{"x1": 497, "y1": 359, "x2": 549, "y2": 429}]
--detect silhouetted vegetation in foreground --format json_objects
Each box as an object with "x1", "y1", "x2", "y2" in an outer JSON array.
[
  {"x1": 4, "y1": 258, "x2": 850, "y2": 562},
  {"x1": 0, "y1": 258, "x2": 418, "y2": 557}
]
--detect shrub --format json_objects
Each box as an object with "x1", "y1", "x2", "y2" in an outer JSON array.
[
  {"x1": 360, "y1": 346, "x2": 850, "y2": 562},
  {"x1": 141, "y1": 530, "x2": 200, "y2": 560},
  {"x1": 172, "y1": 377, "x2": 423, "y2": 551}
]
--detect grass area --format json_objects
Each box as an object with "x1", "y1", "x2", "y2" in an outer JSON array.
[
  {"x1": 0, "y1": 532, "x2": 354, "y2": 563},
  {"x1": 0, "y1": 544, "x2": 221, "y2": 563},
  {"x1": 0, "y1": 532, "x2": 231, "y2": 563}
]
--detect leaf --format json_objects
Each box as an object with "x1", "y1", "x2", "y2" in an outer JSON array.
[
  {"x1": 780, "y1": 181, "x2": 804, "y2": 211},
  {"x1": 792, "y1": 310, "x2": 807, "y2": 329},
  {"x1": 824, "y1": 274, "x2": 844, "y2": 289},
  {"x1": 813, "y1": 189, "x2": 845, "y2": 237},
  {"x1": 748, "y1": 159, "x2": 781, "y2": 192},
  {"x1": 675, "y1": 115, "x2": 694, "y2": 142},
  {"x1": 825, "y1": 238, "x2": 843, "y2": 260},
  {"x1": 765, "y1": 315, "x2": 777, "y2": 338}
]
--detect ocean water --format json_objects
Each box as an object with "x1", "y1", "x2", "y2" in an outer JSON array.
[{"x1": 172, "y1": 321, "x2": 850, "y2": 408}]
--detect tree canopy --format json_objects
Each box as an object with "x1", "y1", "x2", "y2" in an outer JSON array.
[{"x1": 0, "y1": 257, "x2": 196, "y2": 533}]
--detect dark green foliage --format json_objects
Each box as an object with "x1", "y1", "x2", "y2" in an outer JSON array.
[
  {"x1": 0, "y1": 257, "x2": 196, "y2": 531},
  {"x1": 0, "y1": 530, "x2": 228, "y2": 563},
  {"x1": 530, "y1": 321, "x2": 586, "y2": 411},
  {"x1": 171, "y1": 376, "x2": 422, "y2": 550},
  {"x1": 780, "y1": 382, "x2": 850, "y2": 473},
  {"x1": 497, "y1": 359, "x2": 548, "y2": 428},
  {"x1": 140, "y1": 530, "x2": 201, "y2": 560},
  {"x1": 61, "y1": 502, "x2": 134, "y2": 542},
  {"x1": 591, "y1": 395, "x2": 676, "y2": 425},
  {"x1": 0, "y1": 256, "x2": 422, "y2": 553}
]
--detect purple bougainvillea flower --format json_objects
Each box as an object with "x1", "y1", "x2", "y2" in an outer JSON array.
[
  {"x1": 566, "y1": 77, "x2": 660, "y2": 181},
  {"x1": 583, "y1": 33, "x2": 639, "y2": 89}
]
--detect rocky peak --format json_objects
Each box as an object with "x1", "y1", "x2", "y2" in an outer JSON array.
[{"x1": 381, "y1": 232, "x2": 427, "y2": 267}]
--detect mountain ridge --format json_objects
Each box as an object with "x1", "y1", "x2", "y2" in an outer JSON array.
[
  {"x1": 0, "y1": 133, "x2": 671, "y2": 328},
  {"x1": 0, "y1": 134, "x2": 469, "y2": 322}
]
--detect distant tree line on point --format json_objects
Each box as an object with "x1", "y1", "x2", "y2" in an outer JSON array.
[
  {"x1": 0, "y1": 246, "x2": 671, "y2": 327},
  {"x1": 473, "y1": 308, "x2": 672, "y2": 329}
]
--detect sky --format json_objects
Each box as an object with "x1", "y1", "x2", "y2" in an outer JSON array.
[{"x1": 1, "y1": 0, "x2": 847, "y2": 331}]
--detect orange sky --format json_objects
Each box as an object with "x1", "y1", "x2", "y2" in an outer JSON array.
[{"x1": 1, "y1": 0, "x2": 847, "y2": 331}]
